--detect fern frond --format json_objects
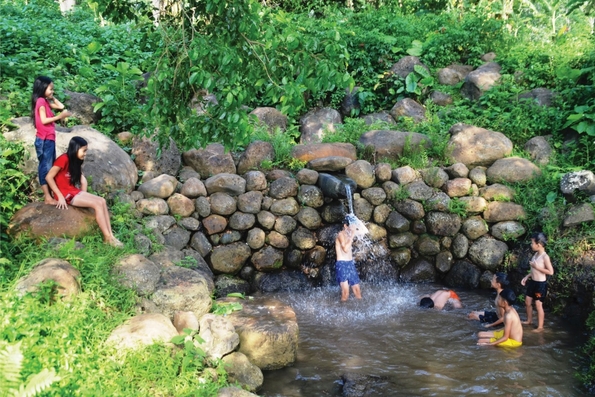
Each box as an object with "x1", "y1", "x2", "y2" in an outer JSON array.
[
  {"x1": 12, "y1": 368, "x2": 60, "y2": 397},
  {"x1": 0, "y1": 342, "x2": 24, "y2": 387}
]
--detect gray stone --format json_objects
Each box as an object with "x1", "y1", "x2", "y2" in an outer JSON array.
[
  {"x1": 167, "y1": 193, "x2": 195, "y2": 217},
  {"x1": 299, "y1": 107, "x2": 342, "y2": 144},
  {"x1": 563, "y1": 203, "x2": 595, "y2": 227},
  {"x1": 452, "y1": 233, "x2": 469, "y2": 259},
  {"x1": 420, "y1": 167, "x2": 449, "y2": 189},
  {"x1": 461, "y1": 216, "x2": 489, "y2": 240},
  {"x1": 178, "y1": 217, "x2": 201, "y2": 231},
  {"x1": 257, "y1": 211, "x2": 276, "y2": 230},
  {"x1": 237, "y1": 140, "x2": 275, "y2": 174},
  {"x1": 267, "y1": 231, "x2": 289, "y2": 249},
  {"x1": 221, "y1": 352, "x2": 264, "y2": 392},
  {"x1": 484, "y1": 202, "x2": 526, "y2": 222},
  {"x1": 394, "y1": 199, "x2": 425, "y2": 220},
  {"x1": 415, "y1": 235, "x2": 441, "y2": 256},
  {"x1": 400, "y1": 258, "x2": 436, "y2": 283},
  {"x1": 469, "y1": 167, "x2": 487, "y2": 187},
  {"x1": 436, "y1": 251, "x2": 454, "y2": 273},
  {"x1": 390, "y1": 56, "x2": 430, "y2": 78},
  {"x1": 297, "y1": 185, "x2": 324, "y2": 208},
  {"x1": 390, "y1": 98, "x2": 426, "y2": 123},
  {"x1": 197, "y1": 314, "x2": 240, "y2": 359},
  {"x1": 237, "y1": 191, "x2": 263, "y2": 214},
  {"x1": 247, "y1": 228, "x2": 265, "y2": 250},
  {"x1": 524, "y1": 136, "x2": 553, "y2": 166},
  {"x1": 296, "y1": 207, "x2": 322, "y2": 229},
  {"x1": 163, "y1": 226, "x2": 191, "y2": 250},
  {"x1": 229, "y1": 212, "x2": 256, "y2": 231},
  {"x1": 353, "y1": 197, "x2": 374, "y2": 221},
  {"x1": 205, "y1": 173, "x2": 246, "y2": 196},
  {"x1": 426, "y1": 212, "x2": 462, "y2": 237},
  {"x1": 446, "y1": 123, "x2": 513, "y2": 167},
  {"x1": 269, "y1": 177, "x2": 299, "y2": 199},
  {"x1": 345, "y1": 160, "x2": 375, "y2": 189},
  {"x1": 270, "y1": 198, "x2": 300, "y2": 216},
  {"x1": 210, "y1": 192, "x2": 237, "y2": 216},
  {"x1": 252, "y1": 246, "x2": 285, "y2": 272},
  {"x1": 295, "y1": 168, "x2": 319, "y2": 185},
  {"x1": 138, "y1": 174, "x2": 178, "y2": 199},
  {"x1": 182, "y1": 143, "x2": 236, "y2": 176},
  {"x1": 385, "y1": 211, "x2": 411, "y2": 233},
  {"x1": 486, "y1": 157, "x2": 541, "y2": 183},
  {"x1": 136, "y1": 198, "x2": 169, "y2": 215},
  {"x1": 132, "y1": 135, "x2": 181, "y2": 177},
  {"x1": 375, "y1": 163, "x2": 393, "y2": 182},
  {"x1": 404, "y1": 181, "x2": 434, "y2": 201},
  {"x1": 244, "y1": 170, "x2": 267, "y2": 191},
  {"x1": 430, "y1": 91, "x2": 453, "y2": 106},
  {"x1": 425, "y1": 192, "x2": 451, "y2": 212},
  {"x1": 210, "y1": 243, "x2": 252, "y2": 274},
  {"x1": 15, "y1": 258, "x2": 81, "y2": 299},
  {"x1": 307, "y1": 156, "x2": 353, "y2": 172},
  {"x1": 151, "y1": 266, "x2": 213, "y2": 318},
  {"x1": 491, "y1": 221, "x2": 527, "y2": 241},
  {"x1": 291, "y1": 227, "x2": 317, "y2": 250},
  {"x1": 437, "y1": 64, "x2": 473, "y2": 85},
  {"x1": 106, "y1": 313, "x2": 178, "y2": 350},
  {"x1": 190, "y1": 232, "x2": 212, "y2": 257},
  {"x1": 250, "y1": 107, "x2": 288, "y2": 132},
  {"x1": 362, "y1": 111, "x2": 396, "y2": 126},
  {"x1": 195, "y1": 196, "x2": 211, "y2": 217},
  {"x1": 390, "y1": 248, "x2": 411, "y2": 267},
  {"x1": 180, "y1": 177, "x2": 207, "y2": 198},
  {"x1": 479, "y1": 184, "x2": 515, "y2": 201},
  {"x1": 373, "y1": 204, "x2": 392, "y2": 224},
  {"x1": 215, "y1": 275, "x2": 251, "y2": 298},
  {"x1": 560, "y1": 171, "x2": 595, "y2": 196},
  {"x1": 461, "y1": 62, "x2": 501, "y2": 101},
  {"x1": 392, "y1": 166, "x2": 421, "y2": 185},
  {"x1": 518, "y1": 87, "x2": 555, "y2": 107},
  {"x1": 444, "y1": 260, "x2": 481, "y2": 289},
  {"x1": 445, "y1": 163, "x2": 469, "y2": 178},
  {"x1": 359, "y1": 130, "x2": 431, "y2": 162},
  {"x1": 468, "y1": 236, "x2": 508, "y2": 270}
]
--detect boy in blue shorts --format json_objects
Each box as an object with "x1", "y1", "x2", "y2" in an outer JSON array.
[{"x1": 335, "y1": 216, "x2": 362, "y2": 302}]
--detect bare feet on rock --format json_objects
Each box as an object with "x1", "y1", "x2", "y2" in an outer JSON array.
[
  {"x1": 44, "y1": 197, "x2": 58, "y2": 205},
  {"x1": 521, "y1": 320, "x2": 532, "y2": 325},
  {"x1": 106, "y1": 237, "x2": 124, "y2": 248},
  {"x1": 532, "y1": 328, "x2": 544, "y2": 333}
]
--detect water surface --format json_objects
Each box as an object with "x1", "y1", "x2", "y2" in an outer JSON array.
[{"x1": 261, "y1": 283, "x2": 585, "y2": 396}]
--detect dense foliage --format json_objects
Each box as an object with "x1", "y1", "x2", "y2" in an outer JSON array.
[{"x1": 2, "y1": 0, "x2": 595, "y2": 393}]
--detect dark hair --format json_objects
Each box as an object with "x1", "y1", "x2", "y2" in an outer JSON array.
[
  {"x1": 343, "y1": 214, "x2": 355, "y2": 227},
  {"x1": 531, "y1": 232, "x2": 547, "y2": 247},
  {"x1": 499, "y1": 288, "x2": 516, "y2": 306},
  {"x1": 66, "y1": 136, "x2": 88, "y2": 187},
  {"x1": 420, "y1": 297, "x2": 434, "y2": 308},
  {"x1": 31, "y1": 76, "x2": 53, "y2": 123},
  {"x1": 494, "y1": 272, "x2": 509, "y2": 287}
]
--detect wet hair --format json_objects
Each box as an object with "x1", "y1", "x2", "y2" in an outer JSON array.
[
  {"x1": 343, "y1": 214, "x2": 355, "y2": 227},
  {"x1": 420, "y1": 297, "x2": 434, "y2": 308},
  {"x1": 31, "y1": 76, "x2": 53, "y2": 123},
  {"x1": 499, "y1": 288, "x2": 516, "y2": 306},
  {"x1": 531, "y1": 232, "x2": 547, "y2": 247},
  {"x1": 494, "y1": 272, "x2": 509, "y2": 287},
  {"x1": 66, "y1": 136, "x2": 88, "y2": 187}
]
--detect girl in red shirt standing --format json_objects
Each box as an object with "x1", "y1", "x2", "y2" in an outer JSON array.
[
  {"x1": 31, "y1": 76, "x2": 72, "y2": 204},
  {"x1": 46, "y1": 136, "x2": 123, "y2": 248}
]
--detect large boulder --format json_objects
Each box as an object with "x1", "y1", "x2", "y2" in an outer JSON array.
[
  {"x1": 517, "y1": 87, "x2": 555, "y2": 107},
  {"x1": 106, "y1": 313, "x2": 178, "y2": 350},
  {"x1": 222, "y1": 352, "x2": 264, "y2": 393},
  {"x1": 197, "y1": 314, "x2": 240, "y2": 359},
  {"x1": 524, "y1": 136, "x2": 553, "y2": 166},
  {"x1": 444, "y1": 260, "x2": 481, "y2": 288},
  {"x1": 249, "y1": 107, "x2": 287, "y2": 132},
  {"x1": 560, "y1": 171, "x2": 595, "y2": 196},
  {"x1": 563, "y1": 203, "x2": 595, "y2": 227},
  {"x1": 389, "y1": 56, "x2": 430, "y2": 78},
  {"x1": 138, "y1": 174, "x2": 178, "y2": 199},
  {"x1": 8, "y1": 202, "x2": 96, "y2": 240},
  {"x1": 131, "y1": 136, "x2": 181, "y2": 176},
  {"x1": 461, "y1": 62, "x2": 501, "y2": 101},
  {"x1": 299, "y1": 108, "x2": 342, "y2": 144},
  {"x1": 437, "y1": 64, "x2": 473, "y2": 85},
  {"x1": 150, "y1": 266, "x2": 213, "y2": 318},
  {"x1": 468, "y1": 236, "x2": 508, "y2": 271},
  {"x1": 389, "y1": 98, "x2": 426, "y2": 123},
  {"x1": 446, "y1": 123, "x2": 513, "y2": 167},
  {"x1": 359, "y1": 130, "x2": 431, "y2": 161},
  {"x1": 486, "y1": 157, "x2": 541, "y2": 183},
  {"x1": 399, "y1": 257, "x2": 436, "y2": 283},
  {"x1": 182, "y1": 143, "x2": 236, "y2": 177},
  {"x1": 292, "y1": 143, "x2": 357, "y2": 163},
  {"x1": 113, "y1": 254, "x2": 161, "y2": 296},
  {"x1": 237, "y1": 141, "x2": 275, "y2": 175},
  {"x1": 15, "y1": 258, "x2": 81, "y2": 299},
  {"x1": 4, "y1": 118, "x2": 138, "y2": 193},
  {"x1": 64, "y1": 90, "x2": 101, "y2": 125},
  {"x1": 224, "y1": 297, "x2": 299, "y2": 370}
]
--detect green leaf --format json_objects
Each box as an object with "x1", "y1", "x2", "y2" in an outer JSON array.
[
  {"x1": 546, "y1": 191, "x2": 557, "y2": 203},
  {"x1": 405, "y1": 73, "x2": 417, "y2": 93},
  {"x1": 87, "y1": 41, "x2": 101, "y2": 54},
  {"x1": 170, "y1": 335, "x2": 185, "y2": 344}
]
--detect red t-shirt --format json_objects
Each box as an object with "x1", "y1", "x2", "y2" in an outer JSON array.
[
  {"x1": 52, "y1": 154, "x2": 81, "y2": 199},
  {"x1": 35, "y1": 97, "x2": 55, "y2": 140}
]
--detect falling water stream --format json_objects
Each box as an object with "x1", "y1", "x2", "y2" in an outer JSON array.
[{"x1": 260, "y1": 284, "x2": 586, "y2": 396}]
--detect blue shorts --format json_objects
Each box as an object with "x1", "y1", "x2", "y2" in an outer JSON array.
[
  {"x1": 336, "y1": 260, "x2": 360, "y2": 286},
  {"x1": 34, "y1": 137, "x2": 56, "y2": 186}
]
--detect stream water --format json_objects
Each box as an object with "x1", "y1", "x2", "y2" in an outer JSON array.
[{"x1": 260, "y1": 283, "x2": 586, "y2": 396}]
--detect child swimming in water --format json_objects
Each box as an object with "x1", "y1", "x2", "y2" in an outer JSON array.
[
  {"x1": 477, "y1": 288, "x2": 523, "y2": 348},
  {"x1": 419, "y1": 289, "x2": 462, "y2": 310}
]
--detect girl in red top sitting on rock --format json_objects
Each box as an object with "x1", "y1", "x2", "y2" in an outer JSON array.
[{"x1": 45, "y1": 136, "x2": 123, "y2": 248}]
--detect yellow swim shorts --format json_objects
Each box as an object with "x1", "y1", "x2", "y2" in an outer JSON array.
[{"x1": 489, "y1": 330, "x2": 522, "y2": 348}]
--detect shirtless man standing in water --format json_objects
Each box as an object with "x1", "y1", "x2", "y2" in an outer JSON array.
[
  {"x1": 335, "y1": 216, "x2": 362, "y2": 302},
  {"x1": 521, "y1": 232, "x2": 554, "y2": 332}
]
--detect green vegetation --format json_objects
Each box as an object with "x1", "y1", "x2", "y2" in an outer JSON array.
[{"x1": 2, "y1": 0, "x2": 595, "y2": 392}]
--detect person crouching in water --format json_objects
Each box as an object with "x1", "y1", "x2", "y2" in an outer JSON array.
[
  {"x1": 477, "y1": 288, "x2": 523, "y2": 348},
  {"x1": 335, "y1": 215, "x2": 362, "y2": 302},
  {"x1": 468, "y1": 272, "x2": 509, "y2": 328},
  {"x1": 419, "y1": 290, "x2": 463, "y2": 310}
]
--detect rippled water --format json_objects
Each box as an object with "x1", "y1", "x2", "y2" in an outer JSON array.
[{"x1": 261, "y1": 283, "x2": 586, "y2": 396}]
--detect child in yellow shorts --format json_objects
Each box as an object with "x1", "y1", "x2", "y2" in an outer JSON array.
[{"x1": 477, "y1": 288, "x2": 523, "y2": 348}]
